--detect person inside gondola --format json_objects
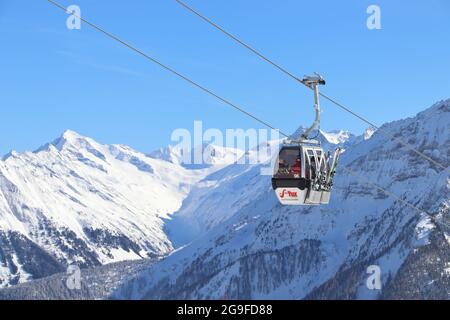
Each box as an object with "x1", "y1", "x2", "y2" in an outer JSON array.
[
  {"x1": 276, "y1": 149, "x2": 302, "y2": 178},
  {"x1": 292, "y1": 157, "x2": 301, "y2": 178},
  {"x1": 277, "y1": 158, "x2": 288, "y2": 177}
]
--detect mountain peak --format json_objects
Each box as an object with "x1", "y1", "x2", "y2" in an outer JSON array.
[
  {"x1": 61, "y1": 129, "x2": 83, "y2": 140},
  {"x1": 363, "y1": 127, "x2": 376, "y2": 140},
  {"x1": 2, "y1": 150, "x2": 19, "y2": 161},
  {"x1": 32, "y1": 130, "x2": 93, "y2": 154},
  {"x1": 289, "y1": 126, "x2": 355, "y2": 146},
  {"x1": 52, "y1": 130, "x2": 91, "y2": 151},
  {"x1": 319, "y1": 129, "x2": 353, "y2": 145}
]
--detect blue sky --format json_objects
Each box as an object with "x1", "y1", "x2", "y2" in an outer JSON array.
[{"x1": 0, "y1": 0, "x2": 449, "y2": 155}]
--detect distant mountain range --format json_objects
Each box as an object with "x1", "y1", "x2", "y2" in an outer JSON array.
[
  {"x1": 0, "y1": 99, "x2": 448, "y2": 299},
  {"x1": 0, "y1": 130, "x2": 238, "y2": 287}
]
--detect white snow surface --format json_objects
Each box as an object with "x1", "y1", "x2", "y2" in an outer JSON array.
[
  {"x1": 113, "y1": 99, "x2": 449, "y2": 300},
  {"x1": 0, "y1": 99, "x2": 449, "y2": 297},
  {"x1": 0, "y1": 130, "x2": 237, "y2": 280}
]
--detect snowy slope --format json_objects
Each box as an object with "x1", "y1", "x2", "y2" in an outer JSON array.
[
  {"x1": 0, "y1": 130, "x2": 235, "y2": 287},
  {"x1": 0, "y1": 100, "x2": 448, "y2": 299},
  {"x1": 112, "y1": 100, "x2": 449, "y2": 300},
  {"x1": 164, "y1": 129, "x2": 355, "y2": 247}
]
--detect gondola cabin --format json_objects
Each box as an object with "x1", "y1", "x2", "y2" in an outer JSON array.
[
  {"x1": 270, "y1": 74, "x2": 341, "y2": 206},
  {"x1": 272, "y1": 144, "x2": 340, "y2": 205}
]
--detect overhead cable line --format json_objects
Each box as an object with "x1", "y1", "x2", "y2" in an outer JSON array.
[
  {"x1": 47, "y1": 0, "x2": 291, "y2": 138},
  {"x1": 175, "y1": 0, "x2": 449, "y2": 172},
  {"x1": 47, "y1": 0, "x2": 444, "y2": 233}
]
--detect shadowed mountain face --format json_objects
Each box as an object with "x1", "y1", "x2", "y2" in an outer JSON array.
[
  {"x1": 0, "y1": 258, "x2": 153, "y2": 300},
  {"x1": 111, "y1": 100, "x2": 449, "y2": 300},
  {"x1": 0, "y1": 100, "x2": 448, "y2": 299}
]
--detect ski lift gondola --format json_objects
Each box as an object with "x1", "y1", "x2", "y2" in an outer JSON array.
[{"x1": 272, "y1": 75, "x2": 342, "y2": 205}]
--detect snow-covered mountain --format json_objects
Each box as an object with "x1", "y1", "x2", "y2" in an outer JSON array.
[
  {"x1": 149, "y1": 143, "x2": 244, "y2": 170},
  {"x1": 0, "y1": 130, "x2": 236, "y2": 287},
  {"x1": 164, "y1": 128, "x2": 357, "y2": 247},
  {"x1": 0, "y1": 100, "x2": 448, "y2": 299},
  {"x1": 0, "y1": 125, "x2": 355, "y2": 296},
  {"x1": 109, "y1": 100, "x2": 449, "y2": 300}
]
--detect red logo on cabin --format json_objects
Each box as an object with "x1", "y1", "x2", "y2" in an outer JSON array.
[{"x1": 279, "y1": 189, "x2": 298, "y2": 199}]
